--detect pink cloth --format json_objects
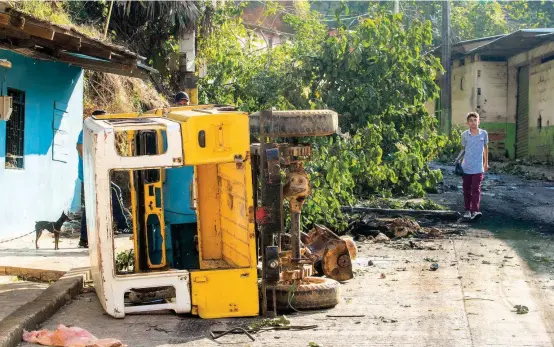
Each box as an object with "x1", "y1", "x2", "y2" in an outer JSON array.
[{"x1": 22, "y1": 324, "x2": 126, "y2": 347}]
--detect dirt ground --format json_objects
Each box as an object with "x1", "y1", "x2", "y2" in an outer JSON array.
[{"x1": 430, "y1": 162, "x2": 554, "y2": 226}]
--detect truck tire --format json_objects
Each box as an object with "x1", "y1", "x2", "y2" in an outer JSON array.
[
  {"x1": 250, "y1": 110, "x2": 338, "y2": 137},
  {"x1": 268, "y1": 277, "x2": 340, "y2": 311}
]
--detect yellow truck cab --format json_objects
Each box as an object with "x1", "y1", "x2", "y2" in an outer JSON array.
[{"x1": 83, "y1": 105, "x2": 258, "y2": 318}]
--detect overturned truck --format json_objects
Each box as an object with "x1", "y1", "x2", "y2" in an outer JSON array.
[{"x1": 82, "y1": 105, "x2": 356, "y2": 319}]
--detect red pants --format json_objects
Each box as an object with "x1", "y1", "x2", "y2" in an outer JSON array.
[{"x1": 462, "y1": 173, "x2": 484, "y2": 212}]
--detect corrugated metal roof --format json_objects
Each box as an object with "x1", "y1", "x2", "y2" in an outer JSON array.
[
  {"x1": 519, "y1": 28, "x2": 554, "y2": 33},
  {"x1": 431, "y1": 29, "x2": 554, "y2": 60},
  {"x1": 467, "y1": 29, "x2": 554, "y2": 58},
  {"x1": 430, "y1": 35, "x2": 504, "y2": 57}
]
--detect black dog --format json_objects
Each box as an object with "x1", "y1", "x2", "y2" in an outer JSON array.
[{"x1": 35, "y1": 212, "x2": 71, "y2": 250}]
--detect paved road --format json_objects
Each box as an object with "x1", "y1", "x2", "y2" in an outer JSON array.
[{"x1": 19, "y1": 232, "x2": 554, "y2": 347}]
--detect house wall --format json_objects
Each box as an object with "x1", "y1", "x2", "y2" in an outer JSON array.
[
  {"x1": 447, "y1": 58, "x2": 513, "y2": 159},
  {"x1": 509, "y1": 41, "x2": 554, "y2": 162},
  {"x1": 475, "y1": 61, "x2": 513, "y2": 159},
  {"x1": 0, "y1": 50, "x2": 83, "y2": 238},
  {"x1": 451, "y1": 58, "x2": 476, "y2": 125}
]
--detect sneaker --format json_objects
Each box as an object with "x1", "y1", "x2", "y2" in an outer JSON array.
[
  {"x1": 471, "y1": 211, "x2": 483, "y2": 220},
  {"x1": 78, "y1": 240, "x2": 88, "y2": 248},
  {"x1": 463, "y1": 211, "x2": 471, "y2": 219}
]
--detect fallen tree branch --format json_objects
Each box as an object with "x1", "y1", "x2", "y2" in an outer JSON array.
[{"x1": 341, "y1": 207, "x2": 461, "y2": 220}]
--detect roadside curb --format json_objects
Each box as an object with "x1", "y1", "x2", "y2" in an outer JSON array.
[
  {"x1": 0, "y1": 266, "x2": 65, "y2": 283},
  {"x1": 0, "y1": 267, "x2": 91, "y2": 347}
]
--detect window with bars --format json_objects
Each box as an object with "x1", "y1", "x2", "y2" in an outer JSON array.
[{"x1": 5, "y1": 88, "x2": 25, "y2": 169}]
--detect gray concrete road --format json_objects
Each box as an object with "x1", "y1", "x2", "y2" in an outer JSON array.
[{"x1": 19, "y1": 233, "x2": 554, "y2": 347}]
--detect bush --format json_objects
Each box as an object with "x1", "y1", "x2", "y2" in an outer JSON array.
[{"x1": 437, "y1": 126, "x2": 464, "y2": 163}]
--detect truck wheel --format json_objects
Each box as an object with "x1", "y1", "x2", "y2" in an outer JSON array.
[
  {"x1": 250, "y1": 110, "x2": 338, "y2": 137},
  {"x1": 268, "y1": 277, "x2": 340, "y2": 311}
]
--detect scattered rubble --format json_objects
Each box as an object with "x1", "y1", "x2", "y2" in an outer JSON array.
[
  {"x1": 374, "y1": 233, "x2": 390, "y2": 243},
  {"x1": 346, "y1": 215, "x2": 451, "y2": 242},
  {"x1": 514, "y1": 305, "x2": 529, "y2": 314}
]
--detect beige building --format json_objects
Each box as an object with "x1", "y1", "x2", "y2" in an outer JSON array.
[{"x1": 430, "y1": 29, "x2": 554, "y2": 161}]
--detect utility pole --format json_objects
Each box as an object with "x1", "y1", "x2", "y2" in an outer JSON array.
[
  {"x1": 178, "y1": 31, "x2": 198, "y2": 104},
  {"x1": 394, "y1": 0, "x2": 400, "y2": 14},
  {"x1": 440, "y1": 0, "x2": 452, "y2": 135}
]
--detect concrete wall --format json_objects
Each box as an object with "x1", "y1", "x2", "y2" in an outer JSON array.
[
  {"x1": 451, "y1": 58, "x2": 476, "y2": 125},
  {"x1": 0, "y1": 50, "x2": 83, "y2": 238},
  {"x1": 445, "y1": 58, "x2": 513, "y2": 159},
  {"x1": 428, "y1": 39, "x2": 554, "y2": 161},
  {"x1": 509, "y1": 41, "x2": 554, "y2": 162},
  {"x1": 475, "y1": 61, "x2": 513, "y2": 159}
]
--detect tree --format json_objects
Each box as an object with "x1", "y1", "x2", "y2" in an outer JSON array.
[{"x1": 197, "y1": 3, "x2": 445, "y2": 230}]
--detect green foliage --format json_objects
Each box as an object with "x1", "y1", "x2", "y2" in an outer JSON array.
[
  {"x1": 13, "y1": 1, "x2": 104, "y2": 38},
  {"x1": 198, "y1": 3, "x2": 446, "y2": 231},
  {"x1": 116, "y1": 249, "x2": 134, "y2": 273},
  {"x1": 309, "y1": 1, "x2": 554, "y2": 45},
  {"x1": 438, "y1": 126, "x2": 464, "y2": 163},
  {"x1": 299, "y1": 14, "x2": 442, "y2": 131},
  {"x1": 451, "y1": 1, "x2": 508, "y2": 41},
  {"x1": 249, "y1": 316, "x2": 290, "y2": 330},
  {"x1": 197, "y1": 2, "x2": 326, "y2": 111},
  {"x1": 13, "y1": 1, "x2": 73, "y2": 26}
]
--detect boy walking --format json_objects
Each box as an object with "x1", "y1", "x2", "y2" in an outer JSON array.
[{"x1": 460, "y1": 112, "x2": 489, "y2": 219}]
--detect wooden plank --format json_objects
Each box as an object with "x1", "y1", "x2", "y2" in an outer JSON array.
[
  {"x1": 78, "y1": 42, "x2": 112, "y2": 60},
  {"x1": 0, "y1": 13, "x2": 10, "y2": 26},
  {"x1": 23, "y1": 22, "x2": 55, "y2": 40},
  {"x1": 0, "y1": 26, "x2": 30, "y2": 40},
  {"x1": 57, "y1": 52, "x2": 149, "y2": 80},
  {"x1": 53, "y1": 31, "x2": 81, "y2": 50}
]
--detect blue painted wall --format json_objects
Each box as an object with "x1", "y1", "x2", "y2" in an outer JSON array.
[{"x1": 0, "y1": 50, "x2": 83, "y2": 238}]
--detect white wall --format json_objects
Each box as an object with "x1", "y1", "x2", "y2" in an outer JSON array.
[{"x1": 474, "y1": 61, "x2": 508, "y2": 124}]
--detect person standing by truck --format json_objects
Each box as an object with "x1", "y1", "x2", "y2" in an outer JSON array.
[{"x1": 174, "y1": 91, "x2": 190, "y2": 106}]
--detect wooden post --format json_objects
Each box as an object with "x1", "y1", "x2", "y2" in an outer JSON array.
[{"x1": 441, "y1": 0, "x2": 452, "y2": 135}]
